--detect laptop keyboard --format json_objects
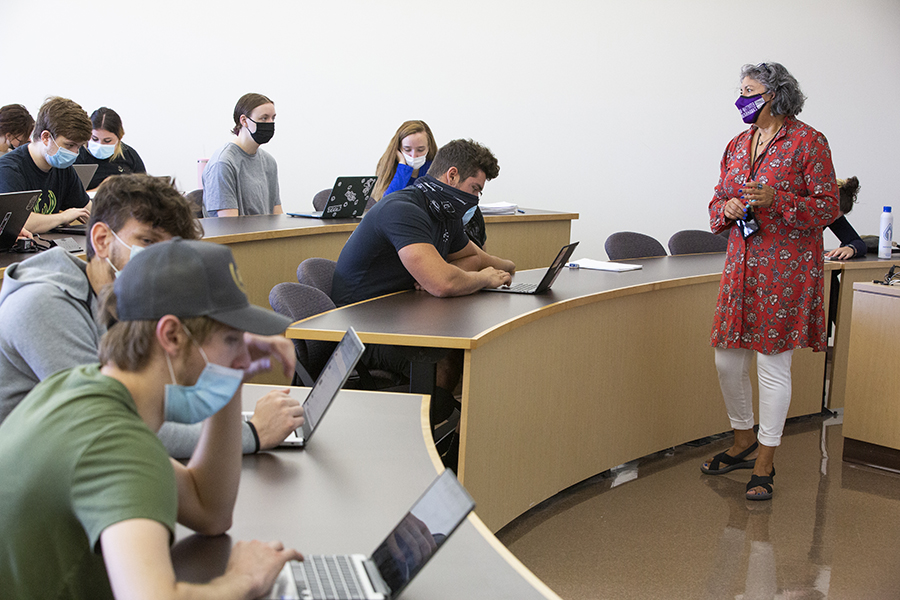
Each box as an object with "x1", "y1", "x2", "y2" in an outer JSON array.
[
  {"x1": 506, "y1": 282, "x2": 537, "y2": 293},
  {"x1": 293, "y1": 555, "x2": 366, "y2": 600}
]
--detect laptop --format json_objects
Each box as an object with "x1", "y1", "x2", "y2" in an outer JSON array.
[
  {"x1": 482, "y1": 241, "x2": 579, "y2": 294},
  {"x1": 244, "y1": 328, "x2": 365, "y2": 448},
  {"x1": 73, "y1": 164, "x2": 98, "y2": 190},
  {"x1": 270, "y1": 469, "x2": 475, "y2": 600},
  {"x1": 0, "y1": 190, "x2": 40, "y2": 251},
  {"x1": 289, "y1": 176, "x2": 377, "y2": 219}
]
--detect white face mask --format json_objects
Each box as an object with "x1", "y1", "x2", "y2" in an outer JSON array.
[
  {"x1": 403, "y1": 152, "x2": 427, "y2": 170},
  {"x1": 88, "y1": 140, "x2": 116, "y2": 160},
  {"x1": 105, "y1": 228, "x2": 145, "y2": 278}
]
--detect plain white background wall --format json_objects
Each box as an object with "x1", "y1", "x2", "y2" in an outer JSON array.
[{"x1": 3, "y1": 0, "x2": 898, "y2": 259}]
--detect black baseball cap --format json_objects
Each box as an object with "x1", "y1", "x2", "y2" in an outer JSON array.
[{"x1": 114, "y1": 238, "x2": 292, "y2": 336}]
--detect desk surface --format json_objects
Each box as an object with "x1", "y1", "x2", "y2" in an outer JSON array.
[{"x1": 172, "y1": 385, "x2": 559, "y2": 600}]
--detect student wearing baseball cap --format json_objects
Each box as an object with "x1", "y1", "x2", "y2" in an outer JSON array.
[{"x1": 0, "y1": 239, "x2": 303, "y2": 599}]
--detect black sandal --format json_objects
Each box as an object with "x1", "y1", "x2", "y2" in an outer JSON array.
[
  {"x1": 700, "y1": 441, "x2": 758, "y2": 475},
  {"x1": 745, "y1": 466, "x2": 776, "y2": 501}
]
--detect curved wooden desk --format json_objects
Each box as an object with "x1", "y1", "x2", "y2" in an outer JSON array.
[
  {"x1": 172, "y1": 385, "x2": 560, "y2": 600},
  {"x1": 0, "y1": 211, "x2": 577, "y2": 310},
  {"x1": 286, "y1": 253, "x2": 829, "y2": 531}
]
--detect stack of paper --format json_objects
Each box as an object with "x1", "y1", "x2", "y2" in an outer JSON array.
[
  {"x1": 567, "y1": 258, "x2": 642, "y2": 272},
  {"x1": 479, "y1": 201, "x2": 518, "y2": 215}
]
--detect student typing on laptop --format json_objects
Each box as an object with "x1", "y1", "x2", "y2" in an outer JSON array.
[
  {"x1": 0, "y1": 239, "x2": 302, "y2": 599},
  {"x1": 0, "y1": 97, "x2": 92, "y2": 234},
  {"x1": 332, "y1": 139, "x2": 515, "y2": 454},
  {"x1": 0, "y1": 174, "x2": 303, "y2": 457}
]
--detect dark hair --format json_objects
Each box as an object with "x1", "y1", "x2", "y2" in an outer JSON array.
[
  {"x1": 838, "y1": 176, "x2": 860, "y2": 215},
  {"x1": 86, "y1": 174, "x2": 203, "y2": 259},
  {"x1": 429, "y1": 139, "x2": 500, "y2": 182},
  {"x1": 739, "y1": 62, "x2": 806, "y2": 117},
  {"x1": 0, "y1": 104, "x2": 35, "y2": 139},
  {"x1": 31, "y1": 97, "x2": 92, "y2": 144},
  {"x1": 232, "y1": 93, "x2": 273, "y2": 136},
  {"x1": 97, "y1": 283, "x2": 222, "y2": 372}
]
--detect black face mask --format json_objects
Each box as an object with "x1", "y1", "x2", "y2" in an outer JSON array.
[
  {"x1": 247, "y1": 119, "x2": 275, "y2": 145},
  {"x1": 413, "y1": 175, "x2": 479, "y2": 222}
]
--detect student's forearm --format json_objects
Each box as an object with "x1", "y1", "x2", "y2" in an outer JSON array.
[
  {"x1": 23, "y1": 212, "x2": 68, "y2": 234},
  {"x1": 177, "y1": 392, "x2": 243, "y2": 535}
]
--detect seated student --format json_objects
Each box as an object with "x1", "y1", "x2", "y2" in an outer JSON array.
[
  {"x1": 0, "y1": 238, "x2": 303, "y2": 599},
  {"x1": 332, "y1": 139, "x2": 515, "y2": 431},
  {"x1": 0, "y1": 96, "x2": 92, "y2": 233},
  {"x1": 202, "y1": 93, "x2": 282, "y2": 217},
  {"x1": 0, "y1": 103, "x2": 35, "y2": 156},
  {"x1": 372, "y1": 120, "x2": 437, "y2": 202},
  {"x1": 0, "y1": 174, "x2": 302, "y2": 457},
  {"x1": 373, "y1": 120, "x2": 488, "y2": 247},
  {"x1": 825, "y1": 176, "x2": 866, "y2": 259},
  {"x1": 75, "y1": 107, "x2": 147, "y2": 190}
]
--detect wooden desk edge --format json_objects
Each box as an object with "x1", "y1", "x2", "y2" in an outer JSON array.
[{"x1": 483, "y1": 211, "x2": 579, "y2": 224}]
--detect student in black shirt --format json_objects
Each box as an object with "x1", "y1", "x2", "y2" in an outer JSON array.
[
  {"x1": 0, "y1": 97, "x2": 92, "y2": 234},
  {"x1": 75, "y1": 107, "x2": 146, "y2": 191},
  {"x1": 0, "y1": 104, "x2": 34, "y2": 157}
]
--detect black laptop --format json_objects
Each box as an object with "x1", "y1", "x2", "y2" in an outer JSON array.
[
  {"x1": 0, "y1": 190, "x2": 40, "y2": 251},
  {"x1": 482, "y1": 242, "x2": 579, "y2": 294},
  {"x1": 289, "y1": 176, "x2": 376, "y2": 219}
]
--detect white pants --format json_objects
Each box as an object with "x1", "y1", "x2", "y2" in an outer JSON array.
[{"x1": 714, "y1": 347, "x2": 794, "y2": 447}]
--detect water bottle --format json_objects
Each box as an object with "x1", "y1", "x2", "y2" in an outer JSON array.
[{"x1": 879, "y1": 206, "x2": 893, "y2": 259}]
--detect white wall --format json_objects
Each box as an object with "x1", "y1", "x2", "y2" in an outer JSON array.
[{"x1": 4, "y1": 0, "x2": 898, "y2": 259}]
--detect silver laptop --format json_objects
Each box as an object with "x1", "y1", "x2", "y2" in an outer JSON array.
[
  {"x1": 289, "y1": 177, "x2": 376, "y2": 219},
  {"x1": 482, "y1": 242, "x2": 579, "y2": 294},
  {"x1": 244, "y1": 328, "x2": 365, "y2": 448},
  {"x1": 0, "y1": 190, "x2": 40, "y2": 251},
  {"x1": 270, "y1": 470, "x2": 475, "y2": 600},
  {"x1": 73, "y1": 164, "x2": 98, "y2": 190}
]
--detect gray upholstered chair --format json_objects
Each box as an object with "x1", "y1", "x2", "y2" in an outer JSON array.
[
  {"x1": 667, "y1": 229, "x2": 729, "y2": 255},
  {"x1": 297, "y1": 257, "x2": 336, "y2": 296},
  {"x1": 604, "y1": 231, "x2": 667, "y2": 261},
  {"x1": 268, "y1": 283, "x2": 338, "y2": 387},
  {"x1": 184, "y1": 189, "x2": 204, "y2": 218}
]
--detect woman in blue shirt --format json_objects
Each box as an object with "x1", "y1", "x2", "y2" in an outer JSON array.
[{"x1": 371, "y1": 120, "x2": 437, "y2": 202}]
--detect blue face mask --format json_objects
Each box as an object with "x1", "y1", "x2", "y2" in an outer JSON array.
[
  {"x1": 163, "y1": 330, "x2": 244, "y2": 424},
  {"x1": 88, "y1": 140, "x2": 116, "y2": 160},
  {"x1": 46, "y1": 136, "x2": 78, "y2": 169},
  {"x1": 106, "y1": 228, "x2": 145, "y2": 279},
  {"x1": 462, "y1": 205, "x2": 478, "y2": 225}
]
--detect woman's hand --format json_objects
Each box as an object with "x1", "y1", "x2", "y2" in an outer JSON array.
[
  {"x1": 741, "y1": 180, "x2": 775, "y2": 209},
  {"x1": 396, "y1": 150, "x2": 406, "y2": 166},
  {"x1": 825, "y1": 246, "x2": 855, "y2": 260},
  {"x1": 724, "y1": 197, "x2": 748, "y2": 221}
]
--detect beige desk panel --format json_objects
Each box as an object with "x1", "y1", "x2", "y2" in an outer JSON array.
[
  {"x1": 482, "y1": 216, "x2": 575, "y2": 271},
  {"x1": 828, "y1": 259, "x2": 896, "y2": 409},
  {"x1": 459, "y1": 276, "x2": 825, "y2": 531},
  {"x1": 842, "y1": 283, "x2": 900, "y2": 448}
]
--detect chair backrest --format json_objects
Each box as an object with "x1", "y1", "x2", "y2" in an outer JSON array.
[
  {"x1": 268, "y1": 282, "x2": 337, "y2": 385},
  {"x1": 604, "y1": 231, "x2": 667, "y2": 261},
  {"x1": 667, "y1": 229, "x2": 729, "y2": 255},
  {"x1": 297, "y1": 258, "x2": 337, "y2": 298},
  {"x1": 312, "y1": 188, "x2": 332, "y2": 211},
  {"x1": 184, "y1": 189, "x2": 204, "y2": 218}
]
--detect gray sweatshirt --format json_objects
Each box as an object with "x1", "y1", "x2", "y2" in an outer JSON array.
[{"x1": 0, "y1": 247, "x2": 257, "y2": 457}]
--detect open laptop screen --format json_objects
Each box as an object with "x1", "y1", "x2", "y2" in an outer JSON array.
[{"x1": 370, "y1": 470, "x2": 475, "y2": 596}]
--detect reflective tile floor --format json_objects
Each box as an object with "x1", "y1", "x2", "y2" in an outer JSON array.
[{"x1": 496, "y1": 412, "x2": 900, "y2": 599}]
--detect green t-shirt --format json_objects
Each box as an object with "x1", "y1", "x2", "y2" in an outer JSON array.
[{"x1": 0, "y1": 364, "x2": 177, "y2": 599}]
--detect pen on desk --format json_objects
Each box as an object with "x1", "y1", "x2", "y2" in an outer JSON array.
[{"x1": 517, "y1": 209, "x2": 525, "y2": 214}]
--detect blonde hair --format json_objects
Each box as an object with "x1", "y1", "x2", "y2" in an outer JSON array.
[{"x1": 372, "y1": 120, "x2": 437, "y2": 201}]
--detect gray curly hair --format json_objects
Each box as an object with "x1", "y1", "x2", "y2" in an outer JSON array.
[{"x1": 740, "y1": 62, "x2": 806, "y2": 117}]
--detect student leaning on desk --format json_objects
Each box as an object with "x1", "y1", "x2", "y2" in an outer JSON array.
[
  {"x1": 0, "y1": 174, "x2": 303, "y2": 457},
  {"x1": 0, "y1": 96, "x2": 92, "y2": 234},
  {"x1": 0, "y1": 239, "x2": 303, "y2": 600}
]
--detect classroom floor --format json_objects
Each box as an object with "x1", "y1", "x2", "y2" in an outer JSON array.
[{"x1": 496, "y1": 411, "x2": 900, "y2": 600}]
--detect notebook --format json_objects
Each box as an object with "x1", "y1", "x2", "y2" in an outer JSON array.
[
  {"x1": 243, "y1": 328, "x2": 365, "y2": 448},
  {"x1": 289, "y1": 177, "x2": 377, "y2": 219},
  {"x1": 73, "y1": 164, "x2": 98, "y2": 190},
  {"x1": 270, "y1": 470, "x2": 475, "y2": 600},
  {"x1": 482, "y1": 241, "x2": 579, "y2": 295},
  {"x1": 0, "y1": 190, "x2": 40, "y2": 251}
]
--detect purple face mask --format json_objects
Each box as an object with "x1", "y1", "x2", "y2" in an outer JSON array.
[{"x1": 735, "y1": 94, "x2": 768, "y2": 124}]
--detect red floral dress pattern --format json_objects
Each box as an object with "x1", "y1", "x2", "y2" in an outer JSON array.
[{"x1": 709, "y1": 117, "x2": 838, "y2": 355}]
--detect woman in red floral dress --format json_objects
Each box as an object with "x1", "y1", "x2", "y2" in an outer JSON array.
[{"x1": 700, "y1": 63, "x2": 838, "y2": 501}]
